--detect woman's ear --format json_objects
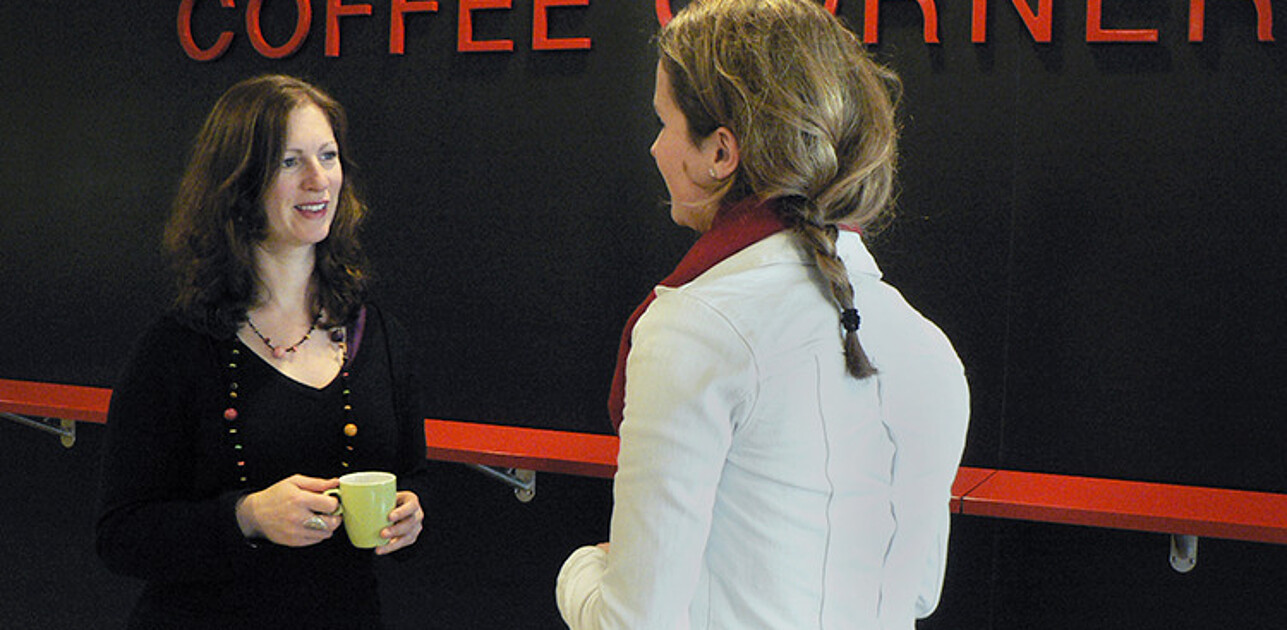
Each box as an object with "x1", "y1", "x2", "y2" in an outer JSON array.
[{"x1": 705, "y1": 126, "x2": 740, "y2": 181}]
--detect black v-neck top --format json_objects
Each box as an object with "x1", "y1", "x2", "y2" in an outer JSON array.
[{"x1": 97, "y1": 303, "x2": 431, "y2": 628}]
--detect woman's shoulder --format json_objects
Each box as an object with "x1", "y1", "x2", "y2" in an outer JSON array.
[
  {"x1": 134, "y1": 310, "x2": 220, "y2": 345},
  {"x1": 112, "y1": 311, "x2": 225, "y2": 394},
  {"x1": 357, "y1": 301, "x2": 405, "y2": 339},
  {"x1": 122, "y1": 311, "x2": 185, "y2": 345},
  {"x1": 122, "y1": 311, "x2": 223, "y2": 368},
  {"x1": 355, "y1": 300, "x2": 417, "y2": 360},
  {"x1": 855, "y1": 279, "x2": 963, "y2": 378}
]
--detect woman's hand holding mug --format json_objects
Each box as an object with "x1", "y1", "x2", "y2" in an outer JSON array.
[
  {"x1": 375, "y1": 490, "x2": 424, "y2": 555},
  {"x1": 235, "y1": 474, "x2": 341, "y2": 547}
]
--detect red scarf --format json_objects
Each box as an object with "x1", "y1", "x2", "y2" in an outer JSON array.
[{"x1": 608, "y1": 198, "x2": 789, "y2": 432}]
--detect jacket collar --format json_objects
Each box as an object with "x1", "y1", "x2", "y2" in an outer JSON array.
[{"x1": 680, "y1": 228, "x2": 883, "y2": 288}]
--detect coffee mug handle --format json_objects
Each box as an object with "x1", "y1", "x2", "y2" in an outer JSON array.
[{"x1": 323, "y1": 488, "x2": 344, "y2": 516}]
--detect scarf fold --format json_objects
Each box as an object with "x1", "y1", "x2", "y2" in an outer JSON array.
[{"x1": 608, "y1": 198, "x2": 789, "y2": 432}]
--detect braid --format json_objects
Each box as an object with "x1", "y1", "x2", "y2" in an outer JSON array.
[{"x1": 793, "y1": 214, "x2": 877, "y2": 379}]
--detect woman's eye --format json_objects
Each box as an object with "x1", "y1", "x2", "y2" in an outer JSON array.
[
  {"x1": 320, "y1": 150, "x2": 339, "y2": 163},
  {"x1": 281, "y1": 156, "x2": 299, "y2": 169}
]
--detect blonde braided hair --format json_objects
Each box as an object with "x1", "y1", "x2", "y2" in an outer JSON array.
[{"x1": 659, "y1": 0, "x2": 900, "y2": 378}]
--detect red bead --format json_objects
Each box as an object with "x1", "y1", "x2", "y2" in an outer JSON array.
[{"x1": 224, "y1": 408, "x2": 238, "y2": 421}]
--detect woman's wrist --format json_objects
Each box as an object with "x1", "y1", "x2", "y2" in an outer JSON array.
[{"x1": 234, "y1": 492, "x2": 261, "y2": 539}]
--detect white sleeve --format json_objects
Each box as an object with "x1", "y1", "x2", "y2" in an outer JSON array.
[
  {"x1": 556, "y1": 545, "x2": 609, "y2": 628},
  {"x1": 556, "y1": 290, "x2": 754, "y2": 630},
  {"x1": 875, "y1": 315, "x2": 971, "y2": 624}
]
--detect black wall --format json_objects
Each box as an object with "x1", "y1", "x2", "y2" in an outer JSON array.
[{"x1": 3, "y1": 1, "x2": 1286, "y2": 628}]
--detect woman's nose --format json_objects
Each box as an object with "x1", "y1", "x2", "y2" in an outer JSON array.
[{"x1": 301, "y1": 158, "x2": 327, "y2": 189}]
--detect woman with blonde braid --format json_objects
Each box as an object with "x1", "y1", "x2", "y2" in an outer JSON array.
[{"x1": 556, "y1": 1, "x2": 969, "y2": 627}]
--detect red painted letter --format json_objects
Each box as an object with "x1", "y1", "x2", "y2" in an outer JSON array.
[
  {"x1": 178, "y1": 0, "x2": 236, "y2": 61},
  {"x1": 391, "y1": 0, "x2": 438, "y2": 54},
  {"x1": 656, "y1": 0, "x2": 837, "y2": 27},
  {"x1": 1189, "y1": 0, "x2": 1207, "y2": 41},
  {"x1": 972, "y1": 0, "x2": 988, "y2": 42},
  {"x1": 1013, "y1": 0, "x2": 1053, "y2": 42},
  {"x1": 246, "y1": 0, "x2": 312, "y2": 58},
  {"x1": 975, "y1": 0, "x2": 1055, "y2": 44},
  {"x1": 1189, "y1": 0, "x2": 1274, "y2": 42},
  {"x1": 1252, "y1": 0, "x2": 1273, "y2": 41},
  {"x1": 863, "y1": 0, "x2": 940, "y2": 44},
  {"x1": 864, "y1": 0, "x2": 880, "y2": 42},
  {"x1": 534, "y1": 0, "x2": 591, "y2": 50},
  {"x1": 1086, "y1": 0, "x2": 1158, "y2": 42},
  {"x1": 326, "y1": 0, "x2": 373, "y2": 57},
  {"x1": 458, "y1": 0, "x2": 514, "y2": 52},
  {"x1": 656, "y1": 0, "x2": 672, "y2": 26}
]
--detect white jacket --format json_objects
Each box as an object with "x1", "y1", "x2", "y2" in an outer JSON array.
[{"x1": 558, "y1": 231, "x2": 970, "y2": 629}]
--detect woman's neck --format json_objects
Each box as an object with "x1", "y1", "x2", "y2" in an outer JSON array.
[{"x1": 252, "y1": 243, "x2": 317, "y2": 318}]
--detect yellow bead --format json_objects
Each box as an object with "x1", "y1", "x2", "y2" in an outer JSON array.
[{"x1": 343, "y1": 423, "x2": 358, "y2": 437}]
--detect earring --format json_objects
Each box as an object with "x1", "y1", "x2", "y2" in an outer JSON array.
[{"x1": 708, "y1": 168, "x2": 718, "y2": 179}]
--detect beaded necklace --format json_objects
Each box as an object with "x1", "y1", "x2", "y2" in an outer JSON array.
[
  {"x1": 222, "y1": 312, "x2": 363, "y2": 488},
  {"x1": 246, "y1": 312, "x2": 322, "y2": 359}
]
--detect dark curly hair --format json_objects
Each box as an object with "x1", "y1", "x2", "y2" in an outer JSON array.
[{"x1": 163, "y1": 74, "x2": 370, "y2": 338}]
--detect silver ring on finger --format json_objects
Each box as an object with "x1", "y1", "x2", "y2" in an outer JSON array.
[{"x1": 303, "y1": 515, "x2": 328, "y2": 531}]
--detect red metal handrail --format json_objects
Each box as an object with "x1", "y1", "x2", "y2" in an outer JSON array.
[{"x1": 4, "y1": 378, "x2": 1285, "y2": 545}]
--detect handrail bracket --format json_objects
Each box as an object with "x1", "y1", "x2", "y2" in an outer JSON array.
[
  {"x1": 1169, "y1": 534, "x2": 1198, "y2": 573},
  {"x1": 467, "y1": 464, "x2": 537, "y2": 502},
  {"x1": 2, "y1": 412, "x2": 76, "y2": 448}
]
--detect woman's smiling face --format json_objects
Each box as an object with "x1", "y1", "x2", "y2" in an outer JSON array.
[{"x1": 260, "y1": 102, "x2": 342, "y2": 252}]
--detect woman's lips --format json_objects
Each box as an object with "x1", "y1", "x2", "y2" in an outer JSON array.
[{"x1": 295, "y1": 201, "x2": 328, "y2": 217}]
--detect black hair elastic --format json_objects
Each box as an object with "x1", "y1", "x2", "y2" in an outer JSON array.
[{"x1": 840, "y1": 308, "x2": 861, "y2": 333}]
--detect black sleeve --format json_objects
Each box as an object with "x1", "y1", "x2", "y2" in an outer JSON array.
[{"x1": 95, "y1": 318, "x2": 257, "y2": 581}]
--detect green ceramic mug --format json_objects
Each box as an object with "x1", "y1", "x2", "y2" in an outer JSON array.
[{"x1": 325, "y1": 471, "x2": 397, "y2": 548}]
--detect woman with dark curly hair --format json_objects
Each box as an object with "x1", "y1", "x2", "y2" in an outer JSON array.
[
  {"x1": 97, "y1": 74, "x2": 429, "y2": 629},
  {"x1": 556, "y1": 1, "x2": 970, "y2": 627}
]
